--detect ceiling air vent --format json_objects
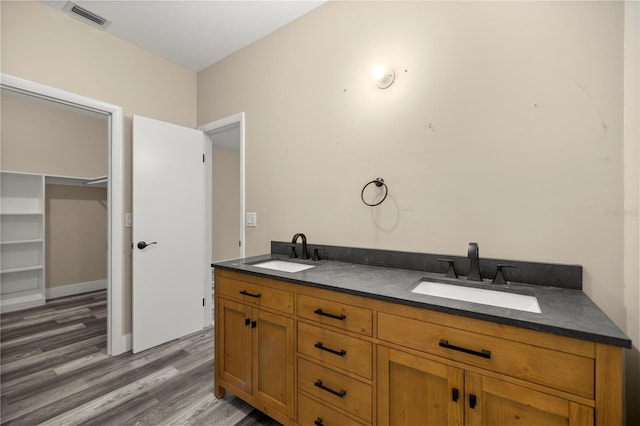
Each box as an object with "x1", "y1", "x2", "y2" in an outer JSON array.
[{"x1": 62, "y1": 1, "x2": 111, "y2": 29}]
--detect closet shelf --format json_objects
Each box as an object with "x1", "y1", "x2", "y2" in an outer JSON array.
[
  {"x1": 45, "y1": 175, "x2": 108, "y2": 187},
  {"x1": 1, "y1": 265, "x2": 44, "y2": 274},
  {"x1": 0, "y1": 212, "x2": 44, "y2": 216},
  {"x1": 0, "y1": 239, "x2": 44, "y2": 245},
  {"x1": 1, "y1": 171, "x2": 46, "y2": 313}
]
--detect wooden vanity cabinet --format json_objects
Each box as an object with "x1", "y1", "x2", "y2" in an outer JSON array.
[
  {"x1": 377, "y1": 345, "x2": 594, "y2": 426},
  {"x1": 214, "y1": 268, "x2": 623, "y2": 426},
  {"x1": 215, "y1": 272, "x2": 295, "y2": 423},
  {"x1": 296, "y1": 294, "x2": 374, "y2": 425},
  {"x1": 376, "y1": 306, "x2": 616, "y2": 426},
  {"x1": 377, "y1": 346, "x2": 464, "y2": 425}
]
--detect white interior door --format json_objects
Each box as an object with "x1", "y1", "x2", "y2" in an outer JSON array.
[{"x1": 132, "y1": 115, "x2": 205, "y2": 353}]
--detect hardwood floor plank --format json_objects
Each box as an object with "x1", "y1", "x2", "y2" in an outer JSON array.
[
  {"x1": 0, "y1": 335, "x2": 104, "y2": 376},
  {"x1": 1, "y1": 377, "x2": 91, "y2": 423},
  {"x1": 82, "y1": 392, "x2": 161, "y2": 426},
  {"x1": 1, "y1": 344, "x2": 99, "y2": 385},
  {"x1": 39, "y1": 366, "x2": 180, "y2": 425},
  {"x1": 0, "y1": 323, "x2": 86, "y2": 350},
  {"x1": 0, "y1": 290, "x2": 280, "y2": 426}
]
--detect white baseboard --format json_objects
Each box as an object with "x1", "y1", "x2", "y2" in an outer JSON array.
[
  {"x1": 0, "y1": 293, "x2": 46, "y2": 313},
  {"x1": 46, "y1": 279, "x2": 107, "y2": 299}
]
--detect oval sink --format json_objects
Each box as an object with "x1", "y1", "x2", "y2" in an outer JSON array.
[
  {"x1": 411, "y1": 281, "x2": 541, "y2": 313},
  {"x1": 251, "y1": 260, "x2": 315, "y2": 273}
]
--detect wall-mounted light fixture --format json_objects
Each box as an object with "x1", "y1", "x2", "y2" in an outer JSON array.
[{"x1": 372, "y1": 64, "x2": 395, "y2": 89}]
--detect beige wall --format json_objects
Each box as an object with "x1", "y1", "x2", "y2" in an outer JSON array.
[
  {"x1": 1, "y1": 93, "x2": 108, "y2": 177},
  {"x1": 198, "y1": 1, "x2": 638, "y2": 420},
  {"x1": 212, "y1": 144, "x2": 240, "y2": 262},
  {"x1": 1, "y1": 1, "x2": 197, "y2": 334},
  {"x1": 624, "y1": 0, "x2": 640, "y2": 419},
  {"x1": 45, "y1": 185, "x2": 107, "y2": 288}
]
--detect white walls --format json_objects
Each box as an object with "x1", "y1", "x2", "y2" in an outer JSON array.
[{"x1": 198, "y1": 1, "x2": 637, "y2": 420}]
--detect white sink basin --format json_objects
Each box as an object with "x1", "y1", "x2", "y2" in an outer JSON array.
[
  {"x1": 411, "y1": 281, "x2": 541, "y2": 313},
  {"x1": 252, "y1": 260, "x2": 315, "y2": 273}
]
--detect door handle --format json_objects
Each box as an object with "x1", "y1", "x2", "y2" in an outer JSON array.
[{"x1": 137, "y1": 241, "x2": 158, "y2": 249}]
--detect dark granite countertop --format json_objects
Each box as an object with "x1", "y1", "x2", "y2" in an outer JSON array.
[{"x1": 213, "y1": 253, "x2": 631, "y2": 348}]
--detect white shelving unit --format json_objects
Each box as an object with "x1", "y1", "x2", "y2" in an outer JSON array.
[{"x1": 1, "y1": 172, "x2": 46, "y2": 312}]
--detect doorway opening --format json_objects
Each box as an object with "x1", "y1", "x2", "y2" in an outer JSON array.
[
  {"x1": 1, "y1": 74, "x2": 124, "y2": 355},
  {"x1": 199, "y1": 112, "x2": 245, "y2": 326}
]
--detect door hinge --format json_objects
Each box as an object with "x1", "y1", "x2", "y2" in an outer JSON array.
[
  {"x1": 239, "y1": 240, "x2": 242, "y2": 247},
  {"x1": 202, "y1": 298, "x2": 205, "y2": 307},
  {"x1": 202, "y1": 154, "x2": 205, "y2": 162}
]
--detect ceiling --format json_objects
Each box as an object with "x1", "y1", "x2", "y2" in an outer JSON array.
[{"x1": 43, "y1": 1, "x2": 326, "y2": 72}]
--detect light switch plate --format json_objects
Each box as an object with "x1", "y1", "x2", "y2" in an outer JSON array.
[{"x1": 246, "y1": 212, "x2": 257, "y2": 227}]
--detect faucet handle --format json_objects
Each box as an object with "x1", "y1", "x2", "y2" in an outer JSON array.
[
  {"x1": 493, "y1": 264, "x2": 517, "y2": 285},
  {"x1": 438, "y1": 259, "x2": 458, "y2": 279},
  {"x1": 312, "y1": 248, "x2": 325, "y2": 261},
  {"x1": 287, "y1": 245, "x2": 298, "y2": 259}
]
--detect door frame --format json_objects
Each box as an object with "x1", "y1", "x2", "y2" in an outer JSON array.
[
  {"x1": 199, "y1": 112, "x2": 245, "y2": 326},
  {"x1": 1, "y1": 73, "x2": 125, "y2": 355}
]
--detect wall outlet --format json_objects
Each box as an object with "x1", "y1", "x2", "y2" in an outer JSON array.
[{"x1": 246, "y1": 212, "x2": 257, "y2": 227}]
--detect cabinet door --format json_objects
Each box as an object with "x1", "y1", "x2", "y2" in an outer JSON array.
[
  {"x1": 377, "y1": 346, "x2": 464, "y2": 426},
  {"x1": 465, "y1": 372, "x2": 594, "y2": 426},
  {"x1": 217, "y1": 298, "x2": 252, "y2": 394},
  {"x1": 253, "y1": 308, "x2": 295, "y2": 418}
]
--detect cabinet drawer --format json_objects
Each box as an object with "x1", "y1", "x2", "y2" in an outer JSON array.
[
  {"x1": 298, "y1": 322, "x2": 373, "y2": 379},
  {"x1": 297, "y1": 294, "x2": 372, "y2": 336},
  {"x1": 298, "y1": 358, "x2": 372, "y2": 422},
  {"x1": 297, "y1": 393, "x2": 367, "y2": 426},
  {"x1": 378, "y1": 312, "x2": 594, "y2": 399},
  {"x1": 217, "y1": 276, "x2": 293, "y2": 314}
]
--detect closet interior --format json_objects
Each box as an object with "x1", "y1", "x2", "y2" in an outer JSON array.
[{"x1": 0, "y1": 89, "x2": 108, "y2": 313}]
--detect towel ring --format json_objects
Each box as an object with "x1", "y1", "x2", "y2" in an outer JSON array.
[{"x1": 361, "y1": 178, "x2": 388, "y2": 207}]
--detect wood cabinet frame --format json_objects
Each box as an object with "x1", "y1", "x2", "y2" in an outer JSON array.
[{"x1": 214, "y1": 268, "x2": 624, "y2": 426}]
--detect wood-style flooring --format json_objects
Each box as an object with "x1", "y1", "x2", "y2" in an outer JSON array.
[{"x1": 0, "y1": 290, "x2": 280, "y2": 425}]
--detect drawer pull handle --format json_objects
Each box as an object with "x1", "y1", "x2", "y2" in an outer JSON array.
[
  {"x1": 313, "y1": 308, "x2": 346, "y2": 321},
  {"x1": 314, "y1": 379, "x2": 346, "y2": 398},
  {"x1": 314, "y1": 342, "x2": 347, "y2": 357},
  {"x1": 314, "y1": 418, "x2": 324, "y2": 426},
  {"x1": 469, "y1": 394, "x2": 477, "y2": 409},
  {"x1": 239, "y1": 290, "x2": 261, "y2": 298},
  {"x1": 439, "y1": 339, "x2": 491, "y2": 359}
]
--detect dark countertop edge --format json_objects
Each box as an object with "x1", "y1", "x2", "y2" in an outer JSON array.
[{"x1": 212, "y1": 263, "x2": 632, "y2": 349}]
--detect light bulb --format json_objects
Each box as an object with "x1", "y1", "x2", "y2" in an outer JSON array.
[{"x1": 372, "y1": 64, "x2": 387, "y2": 81}]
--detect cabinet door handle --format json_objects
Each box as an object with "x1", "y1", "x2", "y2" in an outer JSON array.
[
  {"x1": 469, "y1": 394, "x2": 477, "y2": 409},
  {"x1": 245, "y1": 318, "x2": 250, "y2": 326},
  {"x1": 251, "y1": 321, "x2": 257, "y2": 328},
  {"x1": 313, "y1": 418, "x2": 324, "y2": 426},
  {"x1": 314, "y1": 342, "x2": 347, "y2": 357},
  {"x1": 313, "y1": 308, "x2": 346, "y2": 321},
  {"x1": 314, "y1": 379, "x2": 346, "y2": 398},
  {"x1": 239, "y1": 290, "x2": 261, "y2": 298},
  {"x1": 439, "y1": 339, "x2": 491, "y2": 359},
  {"x1": 452, "y1": 387, "x2": 459, "y2": 402}
]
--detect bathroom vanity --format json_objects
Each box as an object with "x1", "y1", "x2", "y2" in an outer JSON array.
[{"x1": 213, "y1": 243, "x2": 631, "y2": 426}]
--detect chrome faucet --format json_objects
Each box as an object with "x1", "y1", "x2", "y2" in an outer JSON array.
[
  {"x1": 291, "y1": 233, "x2": 308, "y2": 260},
  {"x1": 467, "y1": 242, "x2": 482, "y2": 281}
]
